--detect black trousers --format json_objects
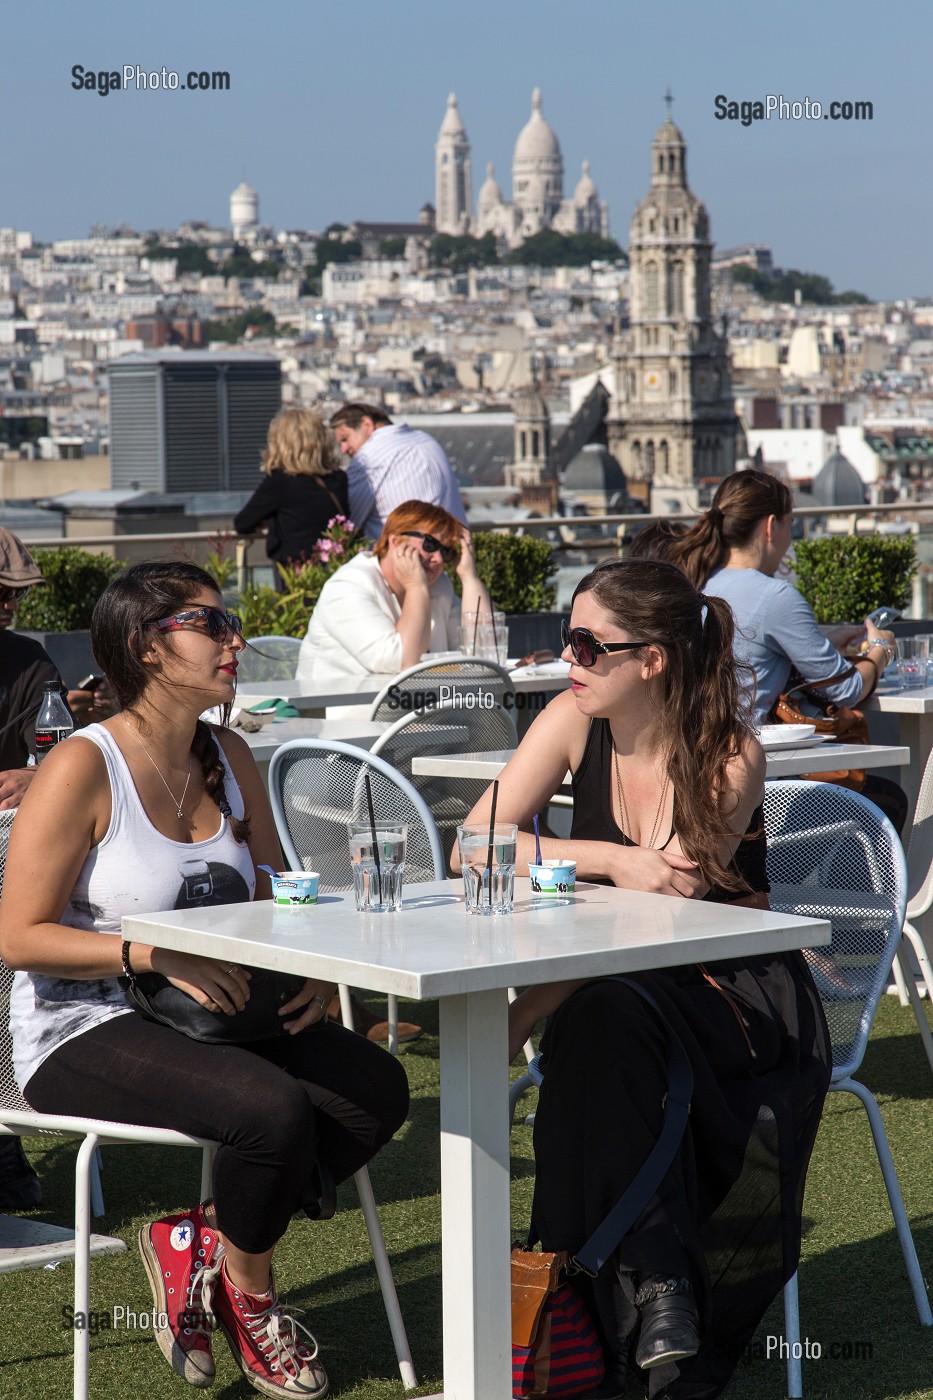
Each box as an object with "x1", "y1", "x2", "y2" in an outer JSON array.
[{"x1": 25, "y1": 1011, "x2": 409, "y2": 1254}]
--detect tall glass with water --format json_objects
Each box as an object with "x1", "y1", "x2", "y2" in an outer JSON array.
[
  {"x1": 347, "y1": 821, "x2": 407, "y2": 912},
  {"x1": 457, "y1": 821, "x2": 518, "y2": 914}
]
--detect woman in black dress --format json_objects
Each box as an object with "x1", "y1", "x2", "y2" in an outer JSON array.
[
  {"x1": 234, "y1": 407, "x2": 350, "y2": 585},
  {"x1": 456, "y1": 558, "x2": 831, "y2": 1399}
]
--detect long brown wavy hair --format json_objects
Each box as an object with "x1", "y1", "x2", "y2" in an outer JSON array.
[
  {"x1": 667, "y1": 468, "x2": 792, "y2": 590},
  {"x1": 573, "y1": 558, "x2": 756, "y2": 893},
  {"x1": 90, "y1": 562, "x2": 250, "y2": 844}
]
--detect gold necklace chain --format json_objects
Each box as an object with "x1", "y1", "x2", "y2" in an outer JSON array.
[
  {"x1": 612, "y1": 737, "x2": 670, "y2": 849},
  {"x1": 122, "y1": 716, "x2": 192, "y2": 820}
]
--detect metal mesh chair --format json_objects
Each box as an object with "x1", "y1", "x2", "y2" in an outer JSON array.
[
  {"x1": 371, "y1": 701, "x2": 518, "y2": 867},
  {"x1": 764, "y1": 779, "x2": 932, "y2": 1398},
  {"x1": 236, "y1": 634, "x2": 302, "y2": 683},
  {"x1": 368, "y1": 655, "x2": 515, "y2": 724},
  {"x1": 268, "y1": 738, "x2": 445, "y2": 1058},
  {"x1": 269, "y1": 738, "x2": 445, "y2": 893}
]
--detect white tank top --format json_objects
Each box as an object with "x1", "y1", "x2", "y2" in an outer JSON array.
[{"x1": 9, "y1": 723, "x2": 256, "y2": 1092}]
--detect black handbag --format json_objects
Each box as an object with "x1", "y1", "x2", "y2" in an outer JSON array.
[{"x1": 122, "y1": 967, "x2": 309, "y2": 1044}]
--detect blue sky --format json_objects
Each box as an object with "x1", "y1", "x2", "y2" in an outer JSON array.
[{"x1": 3, "y1": 0, "x2": 928, "y2": 300}]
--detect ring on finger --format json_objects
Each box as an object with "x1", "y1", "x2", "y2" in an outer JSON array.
[
  {"x1": 311, "y1": 995, "x2": 327, "y2": 1012},
  {"x1": 226, "y1": 964, "x2": 240, "y2": 975}
]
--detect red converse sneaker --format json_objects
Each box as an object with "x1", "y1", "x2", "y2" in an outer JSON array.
[
  {"x1": 138, "y1": 1202, "x2": 222, "y2": 1387},
  {"x1": 204, "y1": 1257, "x2": 329, "y2": 1397}
]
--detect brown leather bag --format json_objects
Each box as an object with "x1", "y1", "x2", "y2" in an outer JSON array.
[{"x1": 770, "y1": 666, "x2": 869, "y2": 791}]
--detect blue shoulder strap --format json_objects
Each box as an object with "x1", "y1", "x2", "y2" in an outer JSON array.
[{"x1": 569, "y1": 976, "x2": 694, "y2": 1278}]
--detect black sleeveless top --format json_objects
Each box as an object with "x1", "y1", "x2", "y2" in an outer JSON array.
[{"x1": 570, "y1": 719, "x2": 769, "y2": 901}]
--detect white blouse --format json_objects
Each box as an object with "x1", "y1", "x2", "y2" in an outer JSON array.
[{"x1": 297, "y1": 551, "x2": 461, "y2": 687}]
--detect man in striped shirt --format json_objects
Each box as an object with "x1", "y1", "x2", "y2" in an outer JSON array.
[{"x1": 330, "y1": 401, "x2": 467, "y2": 539}]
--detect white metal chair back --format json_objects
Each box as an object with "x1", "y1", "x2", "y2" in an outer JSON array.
[
  {"x1": 368, "y1": 655, "x2": 515, "y2": 724},
  {"x1": 237, "y1": 634, "x2": 302, "y2": 683},
  {"x1": 371, "y1": 701, "x2": 518, "y2": 865},
  {"x1": 763, "y1": 780, "x2": 930, "y2": 1398},
  {"x1": 268, "y1": 739, "x2": 445, "y2": 892},
  {"x1": 764, "y1": 778, "x2": 907, "y2": 1078},
  {"x1": 0, "y1": 810, "x2": 27, "y2": 1118}
]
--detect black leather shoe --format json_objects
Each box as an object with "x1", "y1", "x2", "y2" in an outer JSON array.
[
  {"x1": 0, "y1": 1135, "x2": 42, "y2": 1210},
  {"x1": 633, "y1": 1275, "x2": 699, "y2": 1370}
]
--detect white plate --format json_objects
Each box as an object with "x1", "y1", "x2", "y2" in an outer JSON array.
[
  {"x1": 761, "y1": 735, "x2": 835, "y2": 753},
  {"x1": 758, "y1": 723, "x2": 816, "y2": 747}
]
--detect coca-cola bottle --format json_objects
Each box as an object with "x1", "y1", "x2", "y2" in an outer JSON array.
[{"x1": 35, "y1": 681, "x2": 74, "y2": 762}]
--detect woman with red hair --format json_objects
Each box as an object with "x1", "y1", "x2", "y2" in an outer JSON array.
[{"x1": 297, "y1": 500, "x2": 491, "y2": 686}]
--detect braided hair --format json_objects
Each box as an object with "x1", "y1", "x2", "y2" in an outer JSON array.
[{"x1": 90, "y1": 561, "x2": 250, "y2": 843}]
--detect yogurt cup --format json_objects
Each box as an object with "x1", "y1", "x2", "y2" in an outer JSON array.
[
  {"x1": 528, "y1": 859, "x2": 576, "y2": 896},
  {"x1": 270, "y1": 871, "x2": 319, "y2": 906}
]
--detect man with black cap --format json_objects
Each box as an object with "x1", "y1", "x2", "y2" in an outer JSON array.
[{"x1": 0, "y1": 526, "x2": 109, "y2": 1208}]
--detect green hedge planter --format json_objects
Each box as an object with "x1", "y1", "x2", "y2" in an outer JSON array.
[{"x1": 792, "y1": 534, "x2": 916, "y2": 623}]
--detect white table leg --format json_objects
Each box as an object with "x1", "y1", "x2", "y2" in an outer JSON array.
[
  {"x1": 438, "y1": 989, "x2": 511, "y2": 1400},
  {"x1": 894, "y1": 712, "x2": 928, "y2": 833}
]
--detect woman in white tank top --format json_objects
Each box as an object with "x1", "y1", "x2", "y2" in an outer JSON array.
[{"x1": 0, "y1": 561, "x2": 409, "y2": 1399}]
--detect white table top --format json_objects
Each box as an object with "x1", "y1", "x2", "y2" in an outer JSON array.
[
  {"x1": 235, "y1": 717, "x2": 388, "y2": 762},
  {"x1": 867, "y1": 684, "x2": 933, "y2": 714},
  {"x1": 123, "y1": 878, "x2": 828, "y2": 1001},
  {"x1": 411, "y1": 743, "x2": 910, "y2": 783}
]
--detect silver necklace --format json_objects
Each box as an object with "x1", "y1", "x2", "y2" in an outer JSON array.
[{"x1": 123, "y1": 716, "x2": 192, "y2": 819}]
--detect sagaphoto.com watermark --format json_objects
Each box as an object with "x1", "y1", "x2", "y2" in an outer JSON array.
[
  {"x1": 714, "y1": 93, "x2": 873, "y2": 127},
  {"x1": 71, "y1": 64, "x2": 230, "y2": 96},
  {"x1": 740, "y1": 1334, "x2": 875, "y2": 1365}
]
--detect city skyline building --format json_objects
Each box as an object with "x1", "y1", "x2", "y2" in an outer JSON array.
[
  {"x1": 230, "y1": 182, "x2": 259, "y2": 240},
  {"x1": 607, "y1": 107, "x2": 739, "y2": 510},
  {"x1": 434, "y1": 88, "x2": 609, "y2": 247}
]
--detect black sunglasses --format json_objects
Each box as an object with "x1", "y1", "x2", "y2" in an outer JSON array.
[
  {"x1": 0, "y1": 585, "x2": 31, "y2": 605},
  {"x1": 560, "y1": 619, "x2": 653, "y2": 668},
  {"x1": 401, "y1": 531, "x2": 458, "y2": 564},
  {"x1": 150, "y1": 606, "x2": 244, "y2": 641}
]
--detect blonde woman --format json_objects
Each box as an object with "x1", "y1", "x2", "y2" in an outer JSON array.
[{"x1": 234, "y1": 407, "x2": 350, "y2": 582}]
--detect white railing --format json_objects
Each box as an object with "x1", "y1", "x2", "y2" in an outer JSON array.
[{"x1": 13, "y1": 501, "x2": 933, "y2": 611}]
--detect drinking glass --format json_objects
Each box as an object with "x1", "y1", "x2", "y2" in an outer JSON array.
[
  {"x1": 460, "y1": 610, "x2": 508, "y2": 664},
  {"x1": 897, "y1": 637, "x2": 929, "y2": 691},
  {"x1": 347, "y1": 821, "x2": 407, "y2": 912},
  {"x1": 457, "y1": 821, "x2": 518, "y2": 915}
]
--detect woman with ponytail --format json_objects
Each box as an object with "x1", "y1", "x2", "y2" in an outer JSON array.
[
  {"x1": 670, "y1": 468, "x2": 904, "y2": 830},
  {"x1": 456, "y1": 558, "x2": 831, "y2": 1399},
  {"x1": 0, "y1": 561, "x2": 408, "y2": 1398}
]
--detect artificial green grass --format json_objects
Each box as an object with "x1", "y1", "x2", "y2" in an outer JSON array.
[{"x1": 2, "y1": 994, "x2": 933, "y2": 1398}]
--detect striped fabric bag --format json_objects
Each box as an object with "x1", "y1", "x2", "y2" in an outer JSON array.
[{"x1": 511, "y1": 1247, "x2": 604, "y2": 1397}]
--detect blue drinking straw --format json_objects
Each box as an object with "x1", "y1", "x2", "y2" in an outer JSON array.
[{"x1": 533, "y1": 813, "x2": 542, "y2": 866}]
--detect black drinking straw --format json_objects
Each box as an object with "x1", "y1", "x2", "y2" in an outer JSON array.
[
  {"x1": 490, "y1": 606, "x2": 499, "y2": 659},
  {"x1": 471, "y1": 606, "x2": 481, "y2": 656},
  {"x1": 486, "y1": 779, "x2": 499, "y2": 909},
  {"x1": 365, "y1": 774, "x2": 381, "y2": 904}
]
